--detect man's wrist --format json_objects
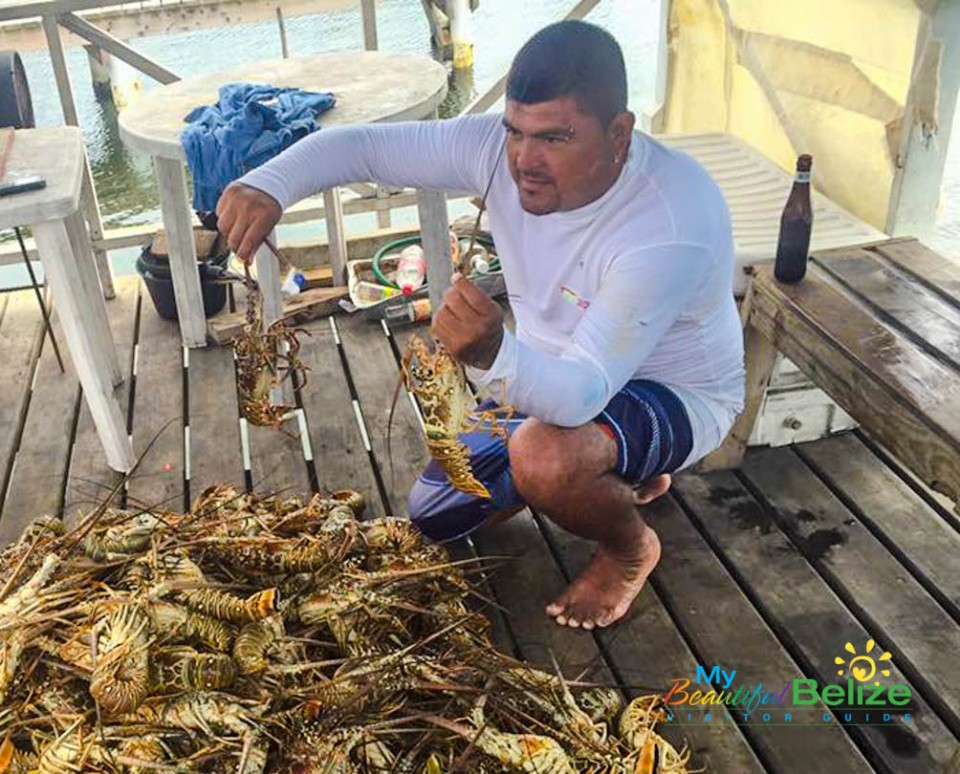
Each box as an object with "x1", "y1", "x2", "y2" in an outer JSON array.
[
  {"x1": 465, "y1": 327, "x2": 516, "y2": 389},
  {"x1": 470, "y1": 326, "x2": 505, "y2": 371}
]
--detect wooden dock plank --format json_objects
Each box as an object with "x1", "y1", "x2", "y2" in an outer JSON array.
[
  {"x1": 0, "y1": 291, "x2": 43, "y2": 523},
  {"x1": 470, "y1": 513, "x2": 617, "y2": 685},
  {"x1": 127, "y1": 288, "x2": 185, "y2": 513},
  {"x1": 186, "y1": 344, "x2": 244, "y2": 497},
  {"x1": 63, "y1": 280, "x2": 139, "y2": 523},
  {"x1": 297, "y1": 318, "x2": 382, "y2": 512},
  {"x1": 674, "y1": 470, "x2": 958, "y2": 771},
  {"x1": 647, "y1": 493, "x2": 875, "y2": 773},
  {"x1": 225, "y1": 273, "x2": 312, "y2": 499},
  {"x1": 335, "y1": 314, "x2": 428, "y2": 517},
  {"x1": 539, "y1": 516, "x2": 765, "y2": 774},
  {"x1": 1, "y1": 297, "x2": 79, "y2": 534},
  {"x1": 741, "y1": 447, "x2": 960, "y2": 736},
  {"x1": 813, "y1": 248, "x2": 960, "y2": 370},
  {"x1": 245, "y1": 416, "x2": 311, "y2": 498},
  {"x1": 796, "y1": 433, "x2": 960, "y2": 615},
  {"x1": 871, "y1": 239, "x2": 960, "y2": 310}
]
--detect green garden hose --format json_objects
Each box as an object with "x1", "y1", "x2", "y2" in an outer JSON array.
[{"x1": 371, "y1": 234, "x2": 499, "y2": 288}]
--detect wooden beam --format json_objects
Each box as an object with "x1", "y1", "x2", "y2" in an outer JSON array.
[
  {"x1": 886, "y1": 1, "x2": 960, "y2": 237},
  {"x1": 0, "y1": 0, "x2": 118, "y2": 24},
  {"x1": 360, "y1": 0, "x2": 378, "y2": 50},
  {"x1": 417, "y1": 189, "x2": 451, "y2": 313},
  {"x1": 58, "y1": 12, "x2": 180, "y2": 84},
  {"x1": 697, "y1": 282, "x2": 776, "y2": 471},
  {"x1": 276, "y1": 6, "x2": 289, "y2": 58},
  {"x1": 153, "y1": 157, "x2": 207, "y2": 348},
  {"x1": 79, "y1": 144, "x2": 114, "y2": 298},
  {"x1": 323, "y1": 188, "x2": 348, "y2": 286},
  {"x1": 42, "y1": 13, "x2": 79, "y2": 125},
  {"x1": 645, "y1": 0, "x2": 671, "y2": 133}
]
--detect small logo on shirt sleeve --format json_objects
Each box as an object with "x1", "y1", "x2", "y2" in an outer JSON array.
[{"x1": 560, "y1": 286, "x2": 591, "y2": 309}]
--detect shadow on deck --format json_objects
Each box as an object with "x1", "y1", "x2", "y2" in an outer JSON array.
[{"x1": 0, "y1": 277, "x2": 957, "y2": 773}]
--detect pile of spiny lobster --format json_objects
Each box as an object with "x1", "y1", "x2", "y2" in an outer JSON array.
[{"x1": 0, "y1": 486, "x2": 694, "y2": 773}]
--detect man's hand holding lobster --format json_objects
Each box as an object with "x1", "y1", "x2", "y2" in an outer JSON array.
[
  {"x1": 432, "y1": 273, "x2": 505, "y2": 370},
  {"x1": 216, "y1": 182, "x2": 283, "y2": 263}
]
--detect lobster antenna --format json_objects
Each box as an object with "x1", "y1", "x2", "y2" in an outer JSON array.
[{"x1": 460, "y1": 136, "x2": 506, "y2": 276}]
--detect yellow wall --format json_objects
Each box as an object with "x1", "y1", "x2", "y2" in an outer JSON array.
[{"x1": 662, "y1": 0, "x2": 922, "y2": 228}]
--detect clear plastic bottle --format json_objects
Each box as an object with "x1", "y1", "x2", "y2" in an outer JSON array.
[
  {"x1": 395, "y1": 244, "x2": 427, "y2": 295},
  {"x1": 353, "y1": 280, "x2": 402, "y2": 304}
]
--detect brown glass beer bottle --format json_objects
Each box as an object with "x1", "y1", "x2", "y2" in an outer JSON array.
[{"x1": 774, "y1": 154, "x2": 813, "y2": 283}]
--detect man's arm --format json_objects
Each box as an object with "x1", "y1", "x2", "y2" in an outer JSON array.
[
  {"x1": 458, "y1": 243, "x2": 715, "y2": 426},
  {"x1": 218, "y1": 113, "x2": 503, "y2": 260},
  {"x1": 237, "y1": 114, "x2": 503, "y2": 210}
]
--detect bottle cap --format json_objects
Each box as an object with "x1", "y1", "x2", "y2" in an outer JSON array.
[
  {"x1": 797, "y1": 154, "x2": 813, "y2": 172},
  {"x1": 402, "y1": 286, "x2": 413, "y2": 296},
  {"x1": 471, "y1": 256, "x2": 490, "y2": 274}
]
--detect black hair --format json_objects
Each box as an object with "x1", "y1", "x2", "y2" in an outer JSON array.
[{"x1": 506, "y1": 21, "x2": 627, "y2": 126}]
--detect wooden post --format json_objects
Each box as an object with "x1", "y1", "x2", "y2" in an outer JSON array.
[
  {"x1": 697, "y1": 283, "x2": 777, "y2": 472},
  {"x1": 418, "y1": 190, "x2": 452, "y2": 315},
  {"x1": 253, "y1": 229, "x2": 288, "y2": 405},
  {"x1": 323, "y1": 188, "x2": 348, "y2": 286},
  {"x1": 375, "y1": 185, "x2": 392, "y2": 228},
  {"x1": 256, "y1": 229, "x2": 284, "y2": 327},
  {"x1": 43, "y1": 14, "x2": 115, "y2": 299},
  {"x1": 153, "y1": 157, "x2": 208, "y2": 348},
  {"x1": 63, "y1": 209, "x2": 120, "y2": 386},
  {"x1": 33, "y1": 219, "x2": 135, "y2": 473},
  {"x1": 644, "y1": 0, "x2": 671, "y2": 134},
  {"x1": 80, "y1": 152, "x2": 115, "y2": 299},
  {"x1": 42, "y1": 14, "x2": 79, "y2": 126},
  {"x1": 276, "y1": 7, "x2": 289, "y2": 58},
  {"x1": 886, "y1": 1, "x2": 960, "y2": 238},
  {"x1": 448, "y1": 0, "x2": 473, "y2": 69},
  {"x1": 360, "y1": 0, "x2": 378, "y2": 50},
  {"x1": 420, "y1": 0, "x2": 447, "y2": 53}
]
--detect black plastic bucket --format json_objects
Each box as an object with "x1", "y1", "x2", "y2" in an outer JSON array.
[{"x1": 137, "y1": 241, "x2": 231, "y2": 321}]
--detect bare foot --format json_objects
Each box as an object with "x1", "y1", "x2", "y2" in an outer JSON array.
[{"x1": 545, "y1": 525, "x2": 661, "y2": 630}]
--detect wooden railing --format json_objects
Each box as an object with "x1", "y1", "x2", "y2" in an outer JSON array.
[{"x1": 4, "y1": 0, "x2": 604, "y2": 281}]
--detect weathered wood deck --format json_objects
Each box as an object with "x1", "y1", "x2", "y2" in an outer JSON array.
[{"x1": 0, "y1": 277, "x2": 958, "y2": 773}]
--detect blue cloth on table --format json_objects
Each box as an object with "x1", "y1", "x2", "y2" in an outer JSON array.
[{"x1": 181, "y1": 82, "x2": 335, "y2": 211}]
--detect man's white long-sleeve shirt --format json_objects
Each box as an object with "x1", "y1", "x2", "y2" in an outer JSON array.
[{"x1": 239, "y1": 113, "x2": 745, "y2": 467}]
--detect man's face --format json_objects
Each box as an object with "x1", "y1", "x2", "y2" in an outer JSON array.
[{"x1": 503, "y1": 95, "x2": 632, "y2": 215}]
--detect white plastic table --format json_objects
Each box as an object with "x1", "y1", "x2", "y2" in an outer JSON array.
[
  {"x1": 0, "y1": 128, "x2": 135, "y2": 471},
  {"x1": 119, "y1": 52, "x2": 448, "y2": 347}
]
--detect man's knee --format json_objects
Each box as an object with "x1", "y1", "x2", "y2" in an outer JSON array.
[
  {"x1": 509, "y1": 420, "x2": 618, "y2": 506},
  {"x1": 508, "y1": 421, "x2": 571, "y2": 505}
]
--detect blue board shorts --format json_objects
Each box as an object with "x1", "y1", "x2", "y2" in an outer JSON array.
[{"x1": 407, "y1": 379, "x2": 694, "y2": 543}]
